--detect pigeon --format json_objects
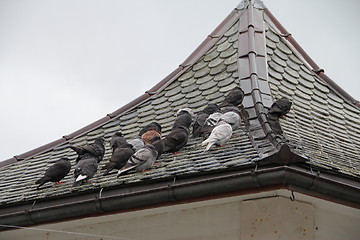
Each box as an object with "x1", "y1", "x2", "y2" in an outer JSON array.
[
  {"x1": 220, "y1": 111, "x2": 241, "y2": 130},
  {"x1": 172, "y1": 108, "x2": 194, "y2": 129},
  {"x1": 204, "y1": 112, "x2": 223, "y2": 127},
  {"x1": 192, "y1": 104, "x2": 221, "y2": 138},
  {"x1": 162, "y1": 125, "x2": 190, "y2": 153},
  {"x1": 35, "y1": 158, "x2": 71, "y2": 189},
  {"x1": 269, "y1": 97, "x2": 292, "y2": 119},
  {"x1": 267, "y1": 97, "x2": 292, "y2": 135},
  {"x1": 70, "y1": 137, "x2": 105, "y2": 163},
  {"x1": 152, "y1": 138, "x2": 165, "y2": 159},
  {"x1": 110, "y1": 132, "x2": 128, "y2": 154},
  {"x1": 73, "y1": 154, "x2": 98, "y2": 186},
  {"x1": 138, "y1": 122, "x2": 162, "y2": 136},
  {"x1": 219, "y1": 86, "x2": 244, "y2": 107},
  {"x1": 101, "y1": 143, "x2": 134, "y2": 175},
  {"x1": 128, "y1": 137, "x2": 145, "y2": 152},
  {"x1": 141, "y1": 130, "x2": 162, "y2": 145},
  {"x1": 117, "y1": 144, "x2": 158, "y2": 177},
  {"x1": 201, "y1": 120, "x2": 233, "y2": 151}
]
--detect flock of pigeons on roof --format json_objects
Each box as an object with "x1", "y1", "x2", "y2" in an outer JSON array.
[{"x1": 35, "y1": 86, "x2": 292, "y2": 189}]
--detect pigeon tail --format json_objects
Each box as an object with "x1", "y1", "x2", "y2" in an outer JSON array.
[
  {"x1": 75, "y1": 174, "x2": 88, "y2": 182},
  {"x1": 117, "y1": 165, "x2": 137, "y2": 178}
]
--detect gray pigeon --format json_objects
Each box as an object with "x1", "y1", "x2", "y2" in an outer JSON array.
[
  {"x1": 138, "y1": 122, "x2": 162, "y2": 136},
  {"x1": 73, "y1": 154, "x2": 98, "y2": 186},
  {"x1": 192, "y1": 104, "x2": 221, "y2": 138},
  {"x1": 128, "y1": 137, "x2": 145, "y2": 152},
  {"x1": 201, "y1": 120, "x2": 233, "y2": 151},
  {"x1": 204, "y1": 112, "x2": 223, "y2": 127},
  {"x1": 172, "y1": 108, "x2": 194, "y2": 129},
  {"x1": 35, "y1": 158, "x2": 71, "y2": 189},
  {"x1": 220, "y1": 111, "x2": 241, "y2": 130},
  {"x1": 101, "y1": 143, "x2": 134, "y2": 175},
  {"x1": 219, "y1": 86, "x2": 244, "y2": 107},
  {"x1": 110, "y1": 132, "x2": 128, "y2": 154},
  {"x1": 70, "y1": 137, "x2": 105, "y2": 163},
  {"x1": 117, "y1": 144, "x2": 158, "y2": 177},
  {"x1": 269, "y1": 97, "x2": 292, "y2": 118},
  {"x1": 163, "y1": 125, "x2": 190, "y2": 153}
]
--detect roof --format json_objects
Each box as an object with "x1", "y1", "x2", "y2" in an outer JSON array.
[{"x1": 1, "y1": 0, "x2": 360, "y2": 229}]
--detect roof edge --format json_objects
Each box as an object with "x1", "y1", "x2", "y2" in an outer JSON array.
[
  {"x1": 264, "y1": 8, "x2": 360, "y2": 108},
  {"x1": 0, "y1": 163, "x2": 359, "y2": 231}
]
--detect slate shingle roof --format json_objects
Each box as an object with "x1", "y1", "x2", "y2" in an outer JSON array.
[{"x1": 1, "y1": 0, "x2": 359, "y2": 208}]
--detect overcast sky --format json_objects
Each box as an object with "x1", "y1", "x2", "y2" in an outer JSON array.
[{"x1": 0, "y1": 0, "x2": 359, "y2": 161}]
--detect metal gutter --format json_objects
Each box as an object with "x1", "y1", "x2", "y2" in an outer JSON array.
[{"x1": 0, "y1": 163, "x2": 359, "y2": 231}]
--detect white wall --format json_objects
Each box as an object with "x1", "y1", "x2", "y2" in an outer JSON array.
[{"x1": 1, "y1": 189, "x2": 359, "y2": 240}]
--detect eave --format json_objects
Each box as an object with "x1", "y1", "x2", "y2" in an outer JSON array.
[{"x1": 0, "y1": 160, "x2": 359, "y2": 231}]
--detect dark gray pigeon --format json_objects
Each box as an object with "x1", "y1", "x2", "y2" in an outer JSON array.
[
  {"x1": 192, "y1": 104, "x2": 221, "y2": 138},
  {"x1": 172, "y1": 108, "x2": 194, "y2": 129},
  {"x1": 117, "y1": 144, "x2": 158, "y2": 177},
  {"x1": 138, "y1": 122, "x2": 162, "y2": 136},
  {"x1": 110, "y1": 132, "x2": 128, "y2": 154},
  {"x1": 35, "y1": 158, "x2": 71, "y2": 189},
  {"x1": 152, "y1": 138, "x2": 165, "y2": 159},
  {"x1": 102, "y1": 143, "x2": 134, "y2": 175},
  {"x1": 163, "y1": 125, "x2": 190, "y2": 153},
  {"x1": 219, "y1": 86, "x2": 244, "y2": 107},
  {"x1": 269, "y1": 97, "x2": 292, "y2": 118},
  {"x1": 70, "y1": 137, "x2": 105, "y2": 163},
  {"x1": 73, "y1": 154, "x2": 98, "y2": 186},
  {"x1": 267, "y1": 97, "x2": 292, "y2": 135}
]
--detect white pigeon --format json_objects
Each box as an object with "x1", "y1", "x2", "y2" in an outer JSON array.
[
  {"x1": 220, "y1": 111, "x2": 241, "y2": 130},
  {"x1": 204, "y1": 112, "x2": 223, "y2": 126},
  {"x1": 201, "y1": 120, "x2": 233, "y2": 151},
  {"x1": 117, "y1": 144, "x2": 158, "y2": 177}
]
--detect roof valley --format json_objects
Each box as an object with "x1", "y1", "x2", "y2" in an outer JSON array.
[{"x1": 237, "y1": 2, "x2": 285, "y2": 158}]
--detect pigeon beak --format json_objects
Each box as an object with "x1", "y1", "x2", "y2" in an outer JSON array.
[{"x1": 280, "y1": 115, "x2": 287, "y2": 119}]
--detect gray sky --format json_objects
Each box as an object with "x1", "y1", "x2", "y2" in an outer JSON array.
[{"x1": 0, "y1": 0, "x2": 359, "y2": 161}]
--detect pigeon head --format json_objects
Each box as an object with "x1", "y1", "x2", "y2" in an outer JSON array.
[
  {"x1": 203, "y1": 104, "x2": 221, "y2": 115},
  {"x1": 94, "y1": 137, "x2": 105, "y2": 145},
  {"x1": 114, "y1": 132, "x2": 123, "y2": 137},
  {"x1": 176, "y1": 108, "x2": 194, "y2": 117},
  {"x1": 269, "y1": 97, "x2": 292, "y2": 118}
]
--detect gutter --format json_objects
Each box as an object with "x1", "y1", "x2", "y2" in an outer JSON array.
[{"x1": 0, "y1": 164, "x2": 359, "y2": 231}]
